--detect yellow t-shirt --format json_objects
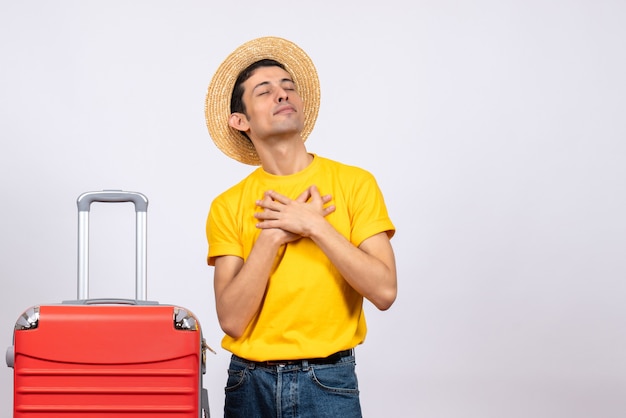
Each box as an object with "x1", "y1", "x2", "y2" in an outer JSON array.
[{"x1": 206, "y1": 155, "x2": 395, "y2": 361}]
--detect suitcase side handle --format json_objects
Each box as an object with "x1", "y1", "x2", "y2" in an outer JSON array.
[{"x1": 76, "y1": 190, "x2": 149, "y2": 301}]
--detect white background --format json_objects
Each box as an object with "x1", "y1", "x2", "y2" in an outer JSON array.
[{"x1": 1, "y1": 1, "x2": 625, "y2": 417}]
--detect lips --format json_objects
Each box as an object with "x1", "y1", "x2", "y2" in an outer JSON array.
[{"x1": 274, "y1": 105, "x2": 296, "y2": 115}]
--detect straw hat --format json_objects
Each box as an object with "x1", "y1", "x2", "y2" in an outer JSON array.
[{"x1": 205, "y1": 36, "x2": 320, "y2": 165}]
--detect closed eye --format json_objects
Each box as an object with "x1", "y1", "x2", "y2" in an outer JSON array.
[{"x1": 282, "y1": 81, "x2": 296, "y2": 91}]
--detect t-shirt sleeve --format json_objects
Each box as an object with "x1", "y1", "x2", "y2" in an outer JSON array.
[
  {"x1": 206, "y1": 197, "x2": 244, "y2": 266},
  {"x1": 349, "y1": 170, "x2": 395, "y2": 247}
]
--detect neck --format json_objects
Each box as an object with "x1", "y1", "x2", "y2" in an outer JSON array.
[
  {"x1": 251, "y1": 133, "x2": 313, "y2": 175},
  {"x1": 261, "y1": 149, "x2": 313, "y2": 176}
]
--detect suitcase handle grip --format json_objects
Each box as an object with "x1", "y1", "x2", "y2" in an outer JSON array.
[
  {"x1": 63, "y1": 298, "x2": 159, "y2": 306},
  {"x1": 77, "y1": 190, "x2": 148, "y2": 212},
  {"x1": 76, "y1": 190, "x2": 149, "y2": 301}
]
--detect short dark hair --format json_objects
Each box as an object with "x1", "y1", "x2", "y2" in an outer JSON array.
[{"x1": 230, "y1": 59, "x2": 286, "y2": 116}]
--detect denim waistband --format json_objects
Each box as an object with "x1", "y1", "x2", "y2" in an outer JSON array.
[{"x1": 232, "y1": 349, "x2": 354, "y2": 367}]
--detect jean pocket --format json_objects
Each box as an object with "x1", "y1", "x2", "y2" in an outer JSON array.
[
  {"x1": 310, "y1": 363, "x2": 360, "y2": 394},
  {"x1": 225, "y1": 363, "x2": 247, "y2": 392}
]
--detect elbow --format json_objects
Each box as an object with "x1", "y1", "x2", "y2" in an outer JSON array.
[
  {"x1": 372, "y1": 286, "x2": 397, "y2": 311},
  {"x1": 218, "y1": 317, "x2": 247, "y2": 339}
]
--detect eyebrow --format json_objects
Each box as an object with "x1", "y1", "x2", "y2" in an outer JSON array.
[{"x1": 251, "y1": 78, "x2": 295, "y2": 94}]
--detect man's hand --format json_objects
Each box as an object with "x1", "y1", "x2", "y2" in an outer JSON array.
[{"x1": 254, "y1": 185, "x2": 335, "y2": 241}]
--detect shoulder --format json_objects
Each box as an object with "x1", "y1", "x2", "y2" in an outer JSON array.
[
  {"x1": 315, "y1": 155, "x2": 375, "y2": 180},
  {"x1": 211, "y1": 168, "x2": 263, "y2": 205}
]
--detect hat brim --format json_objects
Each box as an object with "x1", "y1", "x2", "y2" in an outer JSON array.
[{"x1": 205, "y1": 37, "x2": 320, "y2": 166}]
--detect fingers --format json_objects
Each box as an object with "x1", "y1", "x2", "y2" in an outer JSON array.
[
  {"x1": 307, "y1": 185, "x2": 324, "y2": 202},
  {"x1": 323, "y1": 204, "x2": 336, "y2": 216},
  {"x1": 303, "y1": 185, "x2": 334, "y2": 207},
  {"x1": 309, "y1": 186, "x2": 333, "y2": 207},
  {"x1": 262, "y1": 190, "x2": 291, "y2": 205},
  {"x1": 255, "y1": 187, "x2": 334, "y2": 217},
  {"x1": 293, "y1": 189, "x2": 311, "y2": 204}
]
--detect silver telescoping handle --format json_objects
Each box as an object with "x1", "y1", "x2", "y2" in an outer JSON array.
[{"x1": 77, "y1": 190, "x2": 149, "y2": 301}]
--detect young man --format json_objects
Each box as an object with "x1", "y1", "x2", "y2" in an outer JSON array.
[{"x1": 204, "y1": 36, "x2": 397, "y2": 417}]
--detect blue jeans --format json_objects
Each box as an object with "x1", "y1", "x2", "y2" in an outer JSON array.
[{"x1": 224, "y1": 352, "x2": 362, "y2": 418}]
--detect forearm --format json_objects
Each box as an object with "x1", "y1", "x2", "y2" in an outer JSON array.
[
  {"x1": 309, "y1": 222, "x2": 397, "y2": 310},
  {"x1": 214, "y1": 232, "x2": 283, "y2": 337}
]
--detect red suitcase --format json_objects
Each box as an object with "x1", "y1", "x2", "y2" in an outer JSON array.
[{"x1": 6, "y1": 191, "x2": 211, "y2": 417}]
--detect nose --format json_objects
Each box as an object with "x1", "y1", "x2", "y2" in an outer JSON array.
[{"x1": 277, "y1": 87, "x2": 288, "y2": 102}]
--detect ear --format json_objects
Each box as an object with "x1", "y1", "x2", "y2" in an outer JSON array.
[{"x1": 228, "y1": 112, "x2": 249, "y2": 133}]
